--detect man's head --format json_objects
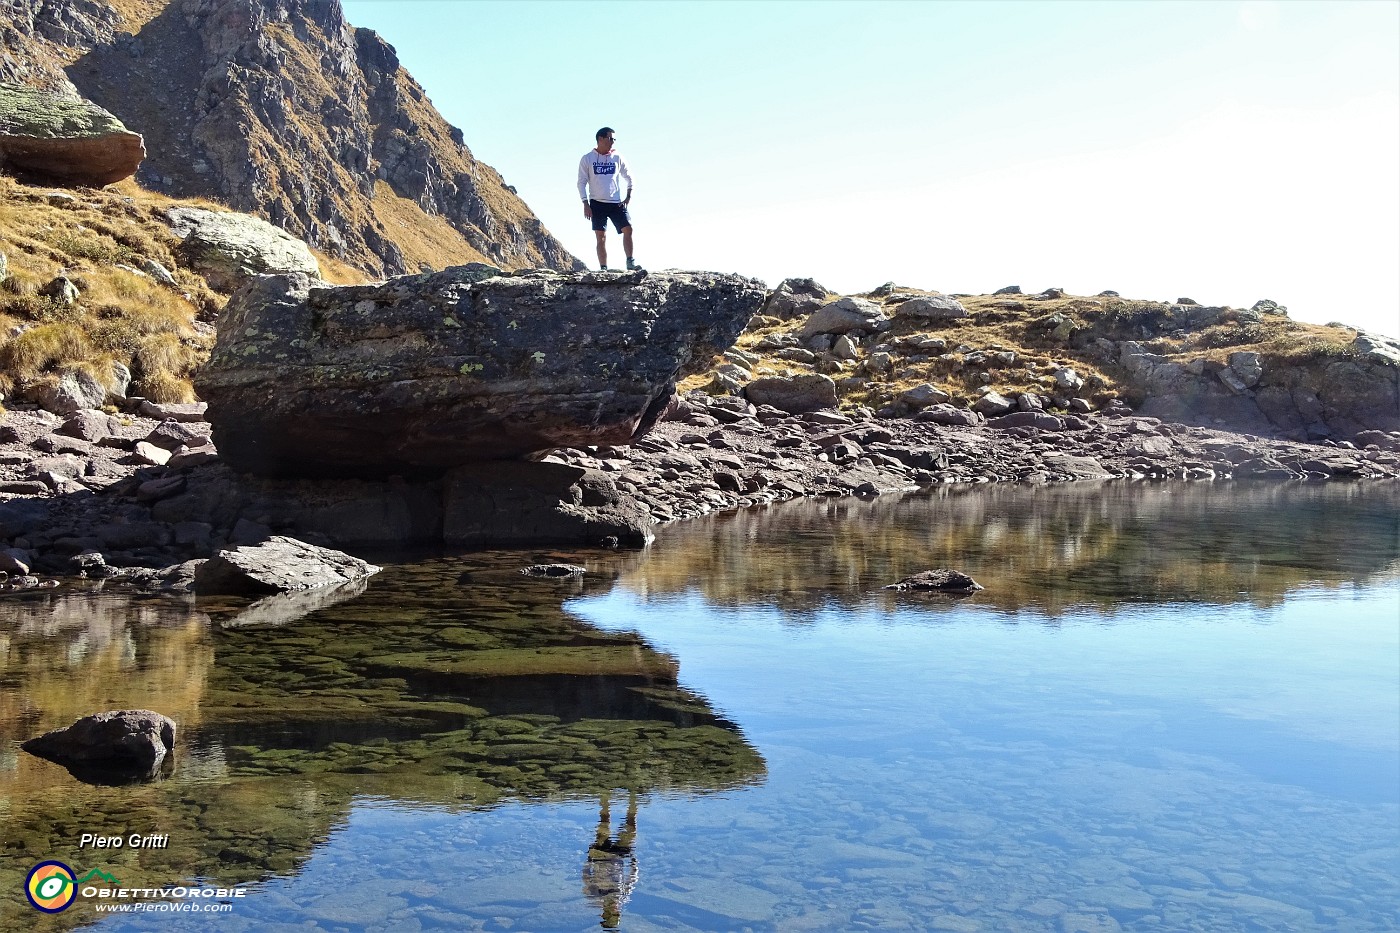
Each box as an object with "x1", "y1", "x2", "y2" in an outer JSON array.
[{"x1": 595, "y1": 127, "x2": 616, "y2": 153}]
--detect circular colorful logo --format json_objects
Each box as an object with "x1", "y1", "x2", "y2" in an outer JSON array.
[{"x1": 26, "y1": 861, "x2": 77, "y2": 913}]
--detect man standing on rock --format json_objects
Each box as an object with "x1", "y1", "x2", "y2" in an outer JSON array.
[{"x1": 578, "y1": 127, "x2": 640, "y2": 271}]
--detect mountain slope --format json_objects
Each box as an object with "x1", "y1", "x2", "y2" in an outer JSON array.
[{"x1": 1, "y1": 0, "x2": 581, "y2": 278}]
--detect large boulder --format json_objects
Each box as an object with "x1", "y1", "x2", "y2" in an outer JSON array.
[
  {"x1": 743, "y1": 374, "x2": 839, "y2": 414},
  {"x1": 196, "y1": 267, "x2": 767, "y2": 477},
  {"x1": 762, "y1": 277, "x2": 830, "y2": 320},
  {"x1": 166, "y1": 207, "x2": 321, "y2": 291},
  {"x1": 22, "y1": 710, "x2": 175, "y2": 784},
  {"x1": 0, "y1": 82, "x2": 144, "y2": 185},
  {"x1": 1354, "y1": 331, "x2": 1400, "y2": 367},
  {"x1": 798, "y1": 296, "x2": 889, "y2": 338},
  {"x1": 892, "y1": 295, "x2": 967, "y2": 322}
]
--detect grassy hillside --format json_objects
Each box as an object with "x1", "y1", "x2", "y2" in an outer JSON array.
[{"x1": 0, "y1": 176, "x2": 364, "y2": 409}]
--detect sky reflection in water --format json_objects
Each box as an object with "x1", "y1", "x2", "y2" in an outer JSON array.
[{"x1": 2, "y1": 481, "x2": 1396, "y2": 932}]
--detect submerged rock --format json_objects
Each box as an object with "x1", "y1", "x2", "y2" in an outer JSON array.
[
  {"x1": 521, "y1": 563, "x2": 587, "y2": 577},
  {"x1": 884, "y1": 569, "x2": 984, "y2": 593},
  {"x1": 196, "y1": 267, "x2": 766, "y2": 477}
]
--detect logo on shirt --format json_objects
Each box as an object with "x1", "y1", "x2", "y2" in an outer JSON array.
[{"x1": 592, "y1": 162, "x2": 616, "y2": 175}]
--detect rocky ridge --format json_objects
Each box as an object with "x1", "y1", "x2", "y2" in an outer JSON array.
[
  {"x1": 0, "y1": 0, "x2": 582, "y2": 278},
  {"x1": 706, "y1": 279, "x2": 1400, "y2": 444}
]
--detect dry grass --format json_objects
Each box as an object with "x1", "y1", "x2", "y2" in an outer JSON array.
[
  {"x1": 0, "y1": 176, "x2": 218, "y2": 404},
  {"x1": 367, "y1": 180, "x2": 496, "y2": 273},
  {"x1": 134, "y1": 370, "x2": 198, "y2": 404},
  {"x1": 106, "y1": 177, "x2": 230, "y2": 212},
  {"x1": 311, "y1": 247, "x2": 372, "y2": 286},
  {"x1": 697, "y1": 287, "x2": 1118, "y2": 411},
  {"x1": 0, "y1": 324, "x2": 95, "y2": 382}
]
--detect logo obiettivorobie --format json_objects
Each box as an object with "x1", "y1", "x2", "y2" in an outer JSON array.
[
  {"x1": 24, "y1": 864, "x2": 120, "y2": 912},
  {"x1": 25, "y1": 861, "x2": 77, "y2": 912}
]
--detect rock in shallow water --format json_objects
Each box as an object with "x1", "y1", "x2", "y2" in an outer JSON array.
[
  {"x1": 520, "y1": 563, "x2": 587, "y2": 577},
  {"x1": 884, "y1": 569, "x2": 984, "y2": 593},
  {"x1": 191, "y1": 535, "x2": 382, "y2": 595},
  {"x1": 22, "y1": 709, "x2": 175, "y2": 784}
]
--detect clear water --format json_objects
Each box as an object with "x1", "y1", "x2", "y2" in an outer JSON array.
[{"x1": 1, "y1": 481, "x2": 1397, "y2": 932}]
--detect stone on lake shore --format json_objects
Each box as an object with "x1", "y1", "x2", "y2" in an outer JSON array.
[
  {"x1": 743, "y1": 373, "x2": 839, "y2": 414},
  {"x1": 191, "y1": 535, "x2": 382, "y2": 595},
  {"x1": 443, "y1": 461, "x2": 653, "y2": 548}
]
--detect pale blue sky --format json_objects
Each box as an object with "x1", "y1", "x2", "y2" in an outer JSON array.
[{"x1": 343, "y1": 0, "x2": 1399, "y2": 337}]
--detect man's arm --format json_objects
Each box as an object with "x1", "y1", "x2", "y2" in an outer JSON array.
[
  {"x1": 578, "y1": 155, "x2": 593, "y2": 218},
  {"x1": 619, "y1": 156, "x2": 634, "y2": 205}
]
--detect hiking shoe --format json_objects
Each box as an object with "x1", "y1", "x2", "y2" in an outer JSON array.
[
  {"x1": 626, "y1": 257, "x2": 643, "y2": 271},
  {"x1": 599, "y1": 265, "x2": 608, "y2": 271}
]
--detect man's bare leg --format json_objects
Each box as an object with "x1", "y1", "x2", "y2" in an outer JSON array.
[
  {"x1": 621, "y1": 226, "x2": 634, "y2": 263},
  {"x1": 594, "y1": 230, "x2": 608, "y2": 269}
]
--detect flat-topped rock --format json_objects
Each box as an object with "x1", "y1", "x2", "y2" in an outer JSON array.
[
  {"x1": 0, "y1": 82, "x2": 144, "y2": 185},
  {"x1": 192, "y1": 535, "x2": 382, "y2": 595},
  {"x1": 196, "y1": 266, "x2": 766, "y2": 478}
]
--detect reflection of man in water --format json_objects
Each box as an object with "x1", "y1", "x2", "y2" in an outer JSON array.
[{"x1": 582, "y1": 790, "x2": 640, "y2": 929}]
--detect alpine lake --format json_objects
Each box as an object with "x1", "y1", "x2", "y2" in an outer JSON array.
[{"x1": 1, "y1": 480, "x2": 1397, "y2": 932}]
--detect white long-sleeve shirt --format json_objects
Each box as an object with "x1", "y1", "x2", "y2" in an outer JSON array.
[{"x1": 577, "y1": 150, "x2": 633, "y2": 203}]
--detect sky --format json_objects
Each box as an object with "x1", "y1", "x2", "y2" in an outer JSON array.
[{"x1": 341, "y1": 0, "x2": 1400, "y2": 338}]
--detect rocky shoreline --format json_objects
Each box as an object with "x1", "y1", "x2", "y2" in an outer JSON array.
[
  {"x1": 1, "y1": 391, "x2": 1397, "y2": 595},
  {"x1": 561, "y1": 392, "x2": 1400, "y2": 521}
]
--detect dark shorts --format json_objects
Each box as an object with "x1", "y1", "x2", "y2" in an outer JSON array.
[{"x1": 589, "y1": 199, "x2": 632, "y2": 233}]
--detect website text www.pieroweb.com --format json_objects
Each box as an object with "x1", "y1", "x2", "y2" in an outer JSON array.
[{"x1": 25, "y1": 859, "x2": 247, "y2": 915}]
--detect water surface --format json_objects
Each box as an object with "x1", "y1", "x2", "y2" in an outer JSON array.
[{"x1": 1, "y1": 481, "x2": 1397, "y2": 931}]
